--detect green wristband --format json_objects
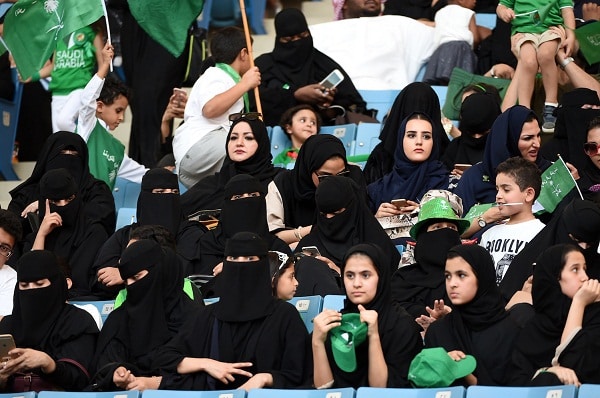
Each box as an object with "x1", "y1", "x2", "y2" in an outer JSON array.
[{"x1": 30, "y1": 71, "x2": 41, "y2": 82}]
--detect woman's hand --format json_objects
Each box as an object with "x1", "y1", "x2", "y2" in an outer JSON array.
[
  {"x1": 20, "y1": 200, "x2": 39, "y2": 218},
  {"x1": 113, "y1": 366, "x2": 135, "y2": 389},
  {"x1": 294, "y1": 84, "x2": 335, "y2": 107},
  {"x1": 315, "y1": 255, "x2": 340, "y2": 275},
  {"x1": 213, "y1": 262, "x2": 224, "y2": 276},
  {"x1": 202, "y1": 359, "x2": 253, "y2": 384},
  {"x1": 1, "y1": 348, "x2": 55, "y2": 375},
  {"x1": 375, "y1": 202, "x2": 402, "y2": 218},
  {"x1": 125, "y1": 376, "x2": 161, "y2": 391},
  {"x1": 358, "y1": 304, "x2": 379, "y2": 337},
  {"x1": 545, "y1": 366, "x2": 581, "y2": 386},
  {"x1": 238, "y1": 372, "x2": 273, "y2": 391},
  {"x1": 425, "y1": 299, "x2": 452, "y2": 320},
  {"x1": 97, "y1": 266, "x2": 124, "y2": 287},
  {"x1": 573, "y1": 279, "x2": 600, "y2": 306},
  {"x1": 312, "y1": 309, "x2": 342, "y2": 343},
  {"x1": 38, "y1": 199, "x2": 62, "y2": 237}
]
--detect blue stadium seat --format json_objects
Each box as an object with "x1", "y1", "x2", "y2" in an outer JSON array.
[
  {"x1": 578, "y1": 384, "x2": 600, "y2": 398},
  {"x1": 38, "y1": 391, "x2": 140, "y2": 398},
  {"x1": 197, "y1": 0, "x2": 266, "y2": 34},
  {"x1": 321, "y1": 124, "x2": 357, "y2": 155},
  {"x1": 476, "y1": 13, "x2": 497, "y2": 30},
  {"x1": 465, "y1": 385, "x2": 577, "y2": 398},
  {"x1": 0, "y1": 392, "x2": 36, "y2": 398},
  {"x1": 69, "y1": 300, "x2": 115, "y2": 328},
  {"x1": 353, "y1": 123, "x2": 381, "y2": 156},
  {"x1": 270, "y1": 125, "x2": 292, "y2": 161},
  {"x1": 322, "y1": 294, "x2": 346, "y2": 311},
  {"x1": 358, "y1": 90, "x2": 400, "y2": 122},
  {"x1": 357, "y1": 386, "x2": 466, "y2": 398},
  {"x1": 248, "y1": 388, "x2": 355, "y2": 398},
  {"x1": 203, "y1": 297, "x2": 220, "y2": 306},
  {"x1": 430, "y1": 85, "x2": 449, "y2": 109},
  {"x1": 143, "y1": 389, "x2": 245, "y2": 398},
  {"x1": 115, "y1": 207, "x2": 137, "y2": 230},
  {"x1": 0, "y1": 68, "x2": 23, "y2": 180},
  {"x1": 112, "y1": 177, "x2": 141, "y2": 210},
  {"x1": 288, "y1": 295, "x2": 323, "y2": 333}
]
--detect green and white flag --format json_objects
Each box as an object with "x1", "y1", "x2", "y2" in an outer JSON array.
[
  {"x1": 2, "y1": 0, "x2": 104, "y2": 80},
  {"x1": 128, "y1": 0, "x2": 205, "y2": 58},
  {"x1": 464, "y1": 203, "x2": 493, "y2": 223},
  {"x1": 534, "y1": 155, "x2": 580, "y2": 214},
  {"x1": 576, "y1": 21, "x2": 600, "y2": 65}
]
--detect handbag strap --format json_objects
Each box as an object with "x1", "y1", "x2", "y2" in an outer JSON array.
[{"x1": 57, "y1": 358, "x2": 90, "y2": 379}]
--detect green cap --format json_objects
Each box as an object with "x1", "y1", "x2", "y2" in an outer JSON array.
[
  {"x1": 329, "y1": 313, "x2": 368, "y2": 372},
  {"x1": 409, "y1": 197, "x2": 471, "y2": 239},
  {"x1": 408, "y1": 347, "x2": 477, "y2": 388}
]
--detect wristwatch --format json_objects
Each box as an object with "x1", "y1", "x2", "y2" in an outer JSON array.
[
  {"x1": 477, "y1": 216, "x2": 487, "y2": 228},
  {"x1": 560, "y1": 57, "x2": 574, "y2": 70}
]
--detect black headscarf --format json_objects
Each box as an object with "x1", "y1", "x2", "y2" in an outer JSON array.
[
  {"x1": 364, "y1": 82, "x2": 449, "y2": 184},
  {"x1": 272, "y1": 8, "x2": 314, "y2": 82},
  {"x1": 180, "y1": 117, "x2": 279, "y2": 216},
  {"x1": 505, "y1": 199, "x2": 600, "y2": 299},
  {"x1": 195, "y1": 174, "x2": 291, "y2": 275},
  {"x1": 137, "y1": 168, "x2": 183, "y2": 236},
  {"x1": 8, "y1": 131, "x2": 115, "y2": 234},
  {"x1": 213, "y1": 232, "x2": 277, "y2": 322},
  {"x1": 273, "y1": 134, "x2": 364, "y2": 229},
  {"x1": 297, "y1": 176, "x2": 400, "y2": 271},
  {"x1": 367, "y1": 113, "x2": 449, "y2": 210},
  {"x1": 8, "y1": 250, "x2": 67, "y2": 347}
]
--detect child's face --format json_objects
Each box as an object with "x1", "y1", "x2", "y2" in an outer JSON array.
[
  {"x1": 97, "y1": 94, "x2": 128, "y2": 131},
  {"x1": 275, "y1": 265, "x2": 298, "y2": 300},
  {"x1": 495, "y1": 172, "x2": 532, "y2": 216},
  {"x1": 343, "y1": 254, "x2": 379, "y2": 306},
  {"x1": 559, "y1": 250, "x2": 588, "y2": 299},
  {"x1": 445, "y1": 256, "x2": 478, "y2": 306},
  {"x1": 517, "y1": 120, "x2": 541, "y2": 163},
  {"x1": 286, "y1": 109, "x2": 318, "y2": 147}
]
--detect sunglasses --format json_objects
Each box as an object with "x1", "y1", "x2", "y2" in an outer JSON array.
[
  {"x1": 584, "y1": 142, "x2": 599, "y2": 156},
  {"x1": 314, "y1": 169, "x2": 350, "y2": 182},
  {"x1": 229, "y1": 112, "x2": 262, "y2": 123}
]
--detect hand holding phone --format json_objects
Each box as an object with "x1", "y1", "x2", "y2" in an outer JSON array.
[
  {"x1": 391, "y1": 198, "x2": 408, "y2": 209},
  {"x1": 319, "y1": 69, "x2": 344, "y2": 91},
  {"x1": 302, "y1": 246, "x2": 321, "y2": 257},
  {"x1": 0, "y1": 334, "x2": 16, "y2": 362}
]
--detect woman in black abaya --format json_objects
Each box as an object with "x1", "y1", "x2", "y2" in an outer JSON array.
[
  {"x1": 155, "y1": 232, "x2": 309, "y2": 390},
  {"x1": 0, "y1": 250, "x2": 98, "y2": 392},
  {"x1": 312, "y1": 243, "x2": 422, "y2": 388},
  {"x1": 425, "y1": 244, "x2": 534, "y2": 386}
]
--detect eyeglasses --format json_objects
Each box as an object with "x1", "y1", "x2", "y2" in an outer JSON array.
[
  {"x1": 0, "y1": 244, "x2": 13, "y2": 259},
  {"x1": 314, "y1": 169, "x2": 350, "y2": 182},
  {"x1": 228, "y1": 112, "x2": 262, "y2": 123},
  {"x1": 584, "y1": 142, "x2": 599, "y2": 156}
]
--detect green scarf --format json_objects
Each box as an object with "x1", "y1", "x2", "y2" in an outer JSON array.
[{"x1": 215, "y1": 62, "x2": 249, "y2": 112}]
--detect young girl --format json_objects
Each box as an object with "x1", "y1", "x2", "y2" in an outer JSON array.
[
  {"x1": 268, "y1": 251, "x2": 298, "y2": 300},
  {"x1": 312, "y1": 243, "x2": 422, "y2": 388},
  {"x1": 425, "y1": 244, "x2": 534, "y2": 386},
  {"x1": 273, "y1": 105, "x2": 321, "y2": 166},
  {"x1": 511, "y1": 244, "x2": 600, "y2": 386}
]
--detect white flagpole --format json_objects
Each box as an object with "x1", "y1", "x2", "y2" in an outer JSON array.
[
  {"x1": 558, "y1": 154, "x2": 584, "y2": 200},
  {"x1": 99, "y1": 0, "x2": 113, "y2": 72},
  {"x1": 0, "y1": 35, "x2": 11, "y2": 54}
]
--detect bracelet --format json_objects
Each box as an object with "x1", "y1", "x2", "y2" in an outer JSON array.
[
  {"x1": 560, "y1": 57, "x2": 574, "y2": 69},
  {"x1": 294, "y1": 226, "x2": 303, "y2": 241}
]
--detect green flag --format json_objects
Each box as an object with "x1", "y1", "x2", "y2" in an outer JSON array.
[
  {"x1": 576, "y1": 21, "x2": 600, "y2": 65},
  {"x1": 464, "y1": 203, "x2": 493, "y2": 224},
  {"x1": 127, "y1": 0, "x2": 205, "y2": 58},
  {"x1": 535, "y1": 156, "x2": 577, "y2": 214},
  {"x1": 3, "y1": 0, "x2": 104, "y2": 80}
]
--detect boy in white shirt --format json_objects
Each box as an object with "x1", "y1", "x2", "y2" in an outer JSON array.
[
  {"x1": 76, "y1": 42, "x2": 147, "y2": 190},
  {"x1": 0, "y1": 210, "x2": 22, "y2": 317},
  {"x1": 479, "y1": 157, "x2": 545, "y2": 285}
]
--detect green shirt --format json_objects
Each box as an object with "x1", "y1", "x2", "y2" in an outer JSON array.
[
  {"x1": 499, "y1": 0, "x2": 573, "y2": 34},
  {"x1": 49, "y1": 26, "x2": 97, "y2": 95}
]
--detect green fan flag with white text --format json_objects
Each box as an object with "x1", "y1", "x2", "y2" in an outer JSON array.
[
  {"x1": 2, "y1": 0, "x2": 105, "y2": 80},
  {"x1": 127, "y1": 0, "x2": 205, "y2": 58}
]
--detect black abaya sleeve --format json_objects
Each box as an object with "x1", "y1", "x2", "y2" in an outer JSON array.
[
  {"x1": 381, "y1": 310, "x2": 423, "y2": 387},
  {"x1": 90, "y1": 226, "x2": 132, "y2": 299},
  {"x1": 82, "y1": 180, "x2": 117, "y2": 235}
]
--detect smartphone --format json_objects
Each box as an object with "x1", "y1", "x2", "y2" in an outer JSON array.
[
  {"x1": 302, "y1": 246, "x2": 321, "y2": 257},
  {"x1": 172, "y1": 88, "x2": 186, "y2": 105},
  {"x1": 0, "y1": 334, "x2": 15, "y2": 361},
  {"x1": 391, "y1": 198, "x2": 408, "y2": 209},
  {"x1": 319, "y1": 69, "x2": 345, "y2": 90},
  {"x1": 454, "y1": 163, "x2": 472, "y2": 172}
]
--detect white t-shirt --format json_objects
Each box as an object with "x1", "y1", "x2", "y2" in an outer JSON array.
[
  {"x1": 479, "y1": 218, "x2": 545, "y2": 284},
  {"x1": 0, "y1": 264, "x2": 16, "y2": 316},
  {"x1": 173, "y1": 67, "x2": 244, "y2": 171},
  {"x1": 434, "y1": 4, "x2": 475, "y2": 47}
]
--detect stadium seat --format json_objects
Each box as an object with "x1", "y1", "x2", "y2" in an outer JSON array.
[
  {"x1": 430, "y1": 85, "x2": 449, "y2": 109},
  {"x1": 270, "y1": 126, "x2": 292, "y2": 161},
  {"x1": 38, "y1": 391, "x2": 140, "y2": 398},
  {"x1": 197, "y1": 0, "x2": 266, "y2": 34},
  {"x1": 143, "y1": 389, "x2": 245, "y2": 398},
  {"x1": 115, "y1": 207, "x2": 137, "y2": 230},
  {"x1": 476, "y1": 13, "x2": 497, "y2": 30},
  {"x1": 353, "y1": 123, "x2": 381, "y2": 156},
  {"x1": 321, "y1": 124, "x2": 357, "y2": 155},
  {"x1": 358, "y1": 90, "x2": 401, "y2": 122},
  {"x1": 357, "y1": 386, "x2": 466, "y2": 398},
  {"x1": 248, "y1": 388, "x2": 355, "y2": 398},
  {"x1": 288, "y1": 295, "x2": 323, "y2": 333},
  {"x1": 112, "y1": 177, "x2": 141, "y2": 210},
  {"x1": 578, "y1": 384, "x2": 600, "y2": 398},
  {"x1": 322, "y1": 294, "x2": 346, "y2": 311},
  {"x1": 0, "y1": 68, "x2": 23, "y2": 181},
  {"x1": 69, "y1": 300, "x2": 115, "y2": 328},
  {"x1": 465, "y1": 385, "x2": 577, "y2": 398},
  {"x1": 0, "y1": 392, "x2": 36, "y2": 398}
]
